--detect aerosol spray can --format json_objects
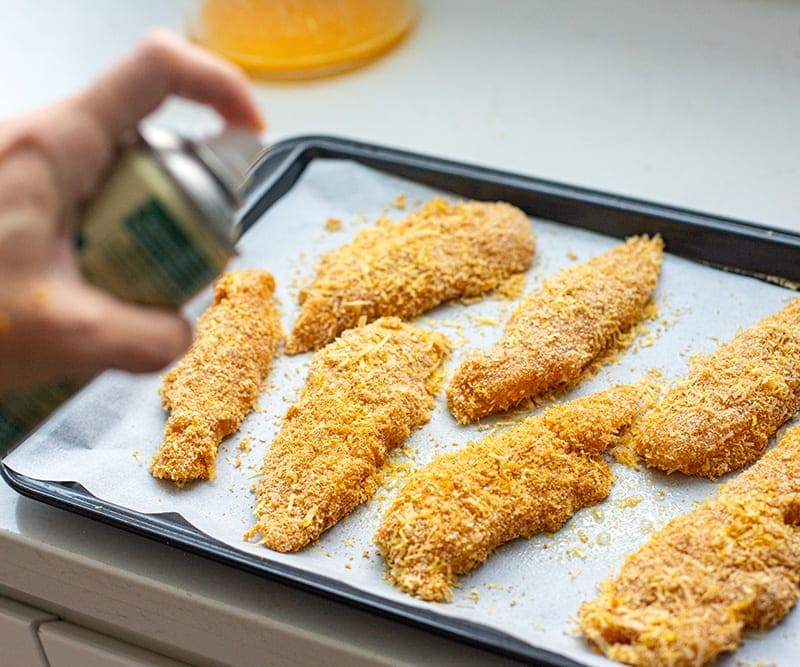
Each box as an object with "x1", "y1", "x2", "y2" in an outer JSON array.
[{"x1": 0, "y1": 124, "x2": 267, "y2": 450}]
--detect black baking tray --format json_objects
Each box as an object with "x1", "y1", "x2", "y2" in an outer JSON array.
[{"x1": 3, "y1": 135, "x2": 800, "y2": 667}]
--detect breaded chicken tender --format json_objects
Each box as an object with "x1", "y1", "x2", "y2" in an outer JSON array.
[
  {"x1": 246, "y1": 317, "x2": 450, "y2": 552},
  {"x1": 150, "y1": 270, "x2": 283, "y2": 486},
  {"x1": 579, "y1": 424, "x2": 800, "y2": 667},
  {"x1": 446, "y1": 235, "x2": 663, "y2": 423},
  {"x1": 634, "y1": 297, "x2": 800, "y2": 478},
  {"x1": 374, "y1": 384, "x2": 643, "y2": 602},
  {"x1": 286, "y1": 198, "x2": 535, "y2": 354}
]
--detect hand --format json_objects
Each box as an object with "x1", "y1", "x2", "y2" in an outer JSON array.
[{"x1": 0, "y1": 30, "x2": 265, "y2": 394}]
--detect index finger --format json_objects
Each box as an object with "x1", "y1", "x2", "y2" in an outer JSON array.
[
  {"x1": 26, "y1": 29, "x2": 266, "y2": 205},
  {"x1": 76, "y1": 29, "x2": 265, "y2": 140}
]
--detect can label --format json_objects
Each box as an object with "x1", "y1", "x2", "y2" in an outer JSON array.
[
  {"x1": 78, "y1": 149, "x2": 234, "y2": 308},
  {"x1": 125, "y1": 199, "x2": 218, "y2": 298}
]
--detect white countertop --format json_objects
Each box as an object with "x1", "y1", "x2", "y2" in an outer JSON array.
[{"x1": 2, "y1": 1, "x2": 799, "y2": 665}]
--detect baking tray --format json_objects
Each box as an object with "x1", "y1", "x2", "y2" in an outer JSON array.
[{"x1": 3, "y1": 135, "x2": 800, "y2": 667}]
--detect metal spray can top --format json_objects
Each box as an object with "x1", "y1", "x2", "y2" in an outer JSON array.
[{"x1": 140, "y1": 124, "x2": 265, "y2": 239}]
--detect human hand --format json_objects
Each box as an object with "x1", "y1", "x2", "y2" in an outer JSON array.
[{"x1": 0, "y1": 30, "x2": 264, "y2": 393}]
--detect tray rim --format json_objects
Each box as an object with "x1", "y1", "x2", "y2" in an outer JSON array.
[
  {"x1": 243, "y1": 134, "x2": 800, "y2": 287},
  {"x1": 5, "y1": 133, "x2": 800, "y2": 667}
]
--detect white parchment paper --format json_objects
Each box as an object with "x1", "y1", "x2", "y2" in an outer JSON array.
[{"x1": 5, "y1": 159, "x2": 799, "y2": 666}]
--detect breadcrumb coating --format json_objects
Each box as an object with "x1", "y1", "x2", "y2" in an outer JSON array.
[
  {"x1": 446, "y1": 235, "x2": 663, "y2": 424},
  {"x1": 246, "y1": 317, "x2": 450, "y2": 552},
  {"x1": 374, "y1": 384, "x2": 643, "y2": 602},
  {"x1": 150, "y1": 270, "x2": 283, "y2": 486},
  {"x1": 579, "y1": 424, "x2": 800, "y2": 667},
  {"x1": 634, "y1": 297, "x2": 800, "y2": 478},
  {"x1": 286, "y1": 198, "x2": 535, "y2": 354}
]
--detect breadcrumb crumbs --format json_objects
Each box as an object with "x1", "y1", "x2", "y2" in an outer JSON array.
[
  {"x1": 286, "y1": 198, "x2": 535, "y2": 354},
  {"x1": 150, "y1": 270, "x2": 283, "y2": 486},
  {"x1": 580, "y1": 424, "x2": 800, "y2": 667},
  {"x1": 469, "y1": 314, "x2": 500, "y2": 327},
  {"x1": 614, "y1": 496, "x2": 643, "y2": 509},
  {"x1": 492, "y1": 272, "x2": 527, "y2": 300},
  {"x1": 324, "y1": 217, "x2": 342, "y2": 232},
  {"x1": 446, "y1": 236, "x2": 663, "y2": 423}
]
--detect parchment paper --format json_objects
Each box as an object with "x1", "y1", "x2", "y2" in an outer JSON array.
[{"x1": 5, "y1": 159, "x2": 799, "y2": 667}]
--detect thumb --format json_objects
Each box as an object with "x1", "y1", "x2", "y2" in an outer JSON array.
[{"x1": 49, "y1": 282, "x2": 193, "y2": 377}]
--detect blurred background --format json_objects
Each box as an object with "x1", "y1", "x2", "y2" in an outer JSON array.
[{"x1": 2, "y1": 0, "x2": 799, "y2": 233}]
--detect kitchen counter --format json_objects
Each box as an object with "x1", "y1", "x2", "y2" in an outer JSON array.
[{"x1": 1, "y1": 1, "x2": 799, "y2": 665}]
